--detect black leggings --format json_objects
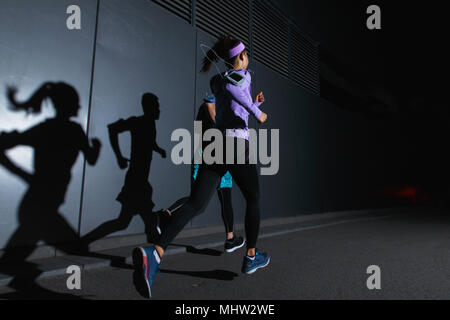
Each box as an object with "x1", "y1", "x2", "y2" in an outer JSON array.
[
  {"x1": 217, "y1": 188, "x2": 234, "y2": 234},
  {"x1": 156, "y1": 139, "x2": 260, "y2": 250},
  {"x1": 166, "y1": 187, "x2": 234, "y2": 234}
]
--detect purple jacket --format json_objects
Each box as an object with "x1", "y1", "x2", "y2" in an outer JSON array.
[{"x1": 211, "y1": 69, "x2": 262, "y2": 139}]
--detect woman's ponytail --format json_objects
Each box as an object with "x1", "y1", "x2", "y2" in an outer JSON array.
[
  {"x1": 200, "y1": 34, "x2": 241, "y2": 73},
  {"x1": 6, "y1": 82, "x2": 53, "y2": 115}
]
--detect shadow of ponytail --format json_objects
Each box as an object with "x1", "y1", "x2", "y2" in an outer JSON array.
[{"x1": 6, "y1": 82, "x2": 53, "y2": 115}]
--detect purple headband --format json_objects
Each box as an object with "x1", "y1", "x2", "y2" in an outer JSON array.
[{"x1": 228, "y1": 42, "x2": 245, "y2": 59}]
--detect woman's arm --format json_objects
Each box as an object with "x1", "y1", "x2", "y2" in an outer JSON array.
[
  {"x1": 153, "y1": 141, "x2": 167, "y2": 158},
  {"x1": 152, "y1": 127, "x2": 166, "y2": 158},
  {"x1": 206, "y1": 102, "x2": 216, "y2": 123},
  {"x1": 225, "y1": 82, "x2": 267, "y2": 123},
  {"x1": 0, "y1": 130, "x2": 22, "y2": 151},
  {"x1": 107, "y1": 121, "x2": 128, "y2": 169},
  {"x1": 0, "y1": 131, "x2": 33, "y2": 183},
  {"x1": 0, "y1": 151, "x2": 33, "y2": 184},
  {"x1": 81, "y1": 135, "x2": 102, "y2": 166}
]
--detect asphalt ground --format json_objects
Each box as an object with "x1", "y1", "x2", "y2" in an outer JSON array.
[{"x1": 1, "y1": 207, "x2": 450, "y2": 300}]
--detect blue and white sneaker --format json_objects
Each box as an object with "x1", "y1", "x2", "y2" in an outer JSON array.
[
  {"x1": 132, "y1": 246, "x2": 161, "y2": 298},
  {"x1": 241, "y1": 250, "x2": 270, "y2": 274}
]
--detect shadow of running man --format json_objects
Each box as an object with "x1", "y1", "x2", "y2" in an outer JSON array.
[
  {"x1": 82, "y1": 93, "x2": 166, "y2": 245},
  {"x1": 0, "y1": 82, "x2": 101, "y2": 298}
]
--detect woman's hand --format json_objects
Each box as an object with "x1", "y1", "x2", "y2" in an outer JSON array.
[
  {"x1": 6, "y1": 86, "x2": 18, "y2": 109},
  {"x1": 159, "y1": 148, "x2": 167, "y2": 159},
  {"x1": 258, "y1": 112, "x2": 268, "y2": 124},
  {"x1": 85, "y1": 138, "x2": 102, "y2": 165},
  {"x1": 255, "y1": 91, "x2": 265, "y2": 104},
  {"x1": 255, "y1": 92, "x2": 267, "y2": 123},
  {"x1": 91, "y1": 138, "x2": 102, "y2": 151},
  {"x1": 6, "y1": 86, "x2": 17, "y2": 100},
  {"x1": 117, "y1": 156, "x2": 129, "y2": 169}
]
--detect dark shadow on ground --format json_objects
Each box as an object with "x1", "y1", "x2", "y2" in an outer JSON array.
[
  {"x1": 159, "y1": 269, "x2": 238, "y2": 281},
  {"x1": 170, "y1": 244, "x2": 223, "y2": 257}
]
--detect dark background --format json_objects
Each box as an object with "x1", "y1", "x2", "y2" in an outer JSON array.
[{"x1": 276, "y1": 0, "x2": 450, "y2": 204}]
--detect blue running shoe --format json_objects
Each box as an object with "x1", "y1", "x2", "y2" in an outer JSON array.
[
  {"x1": 132, "y1": 246, "x2": 161, "y2": 298},
  {"x1": 242, "y1": 250, "x2": 270, "y2": 274}
]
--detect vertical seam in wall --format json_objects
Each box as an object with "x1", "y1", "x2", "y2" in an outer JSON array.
[
  {"x1": 77, "y1": 0, "x2": 101, "y2": 236},
  {"x1": 193, "y1": 31, "x2": 198, "y2": 120},
  {"x1": 287, "y1": 24, "x2": 292, "y2": 81},
  {"x1": 190, "y1": 28, "x2": 199, "y2": 229},
  {"x1": 317, "y1": 44, "x2": 321, "y2": 96},
  {"x1": 191, "y1": 0, "x2": 196, "y2": 27},
  {"x1": 249, "y1": 0, "x2": 254, "y2": 59}
]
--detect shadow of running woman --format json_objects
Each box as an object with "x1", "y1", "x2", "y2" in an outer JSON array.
[
  {"x1": 82, "y1": 93, "x2": 166, "y2": 245},
  {"x1": 0, "y1": 82, "x2": 101, "y2": 293}
]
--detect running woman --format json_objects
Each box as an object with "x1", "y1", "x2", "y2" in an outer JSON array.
[
  {"x1": 134, "y1": 35, "x2": 270, "y2": 298},
  {"x1": 156, "y1": 94, "x2": 245, "y2": 253},
  {"x1": 0, "y1": 83, "x2": 101, "y2": 270}
]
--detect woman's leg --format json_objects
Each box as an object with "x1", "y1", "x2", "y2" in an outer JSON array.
[
  {"x1": 228, "y1": 162, "x2": 269, "y2": 275},
  {"x1": 162, "y1": 163, "x2": 198, "y2": 216},
  {"x1": 164, "y1": 197, "x2": 190, "y2": 215},
  {"x1": 152, "y1": 197, "x2": 189, "y2": 238},
  {"x1": 218, "y1": 186, "x2": 246, "y2": 253},
  {"x1": 227, "y1": 163, "x2": 260, "y2": 257},
  {"x1": 82, "y1": 206, "x2": 133, "y2": 244},
  {"x1": 217, "y1": 188, "x2": 234, "y2": 239},
  {"x1": 154, "y1": 165, "x2": 221, "y2": 257}
]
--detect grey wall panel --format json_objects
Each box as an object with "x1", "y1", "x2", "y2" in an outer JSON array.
[
  {"x1": 80, "y1": 0, "x2": 195, "y2": 237},
  {"x1": 0, "y1": 0, "x2": 97, "y2": 248},
  {"x1": 253, "y1": 61, "x2": 328, "y2": 217},
  {"x1": 253, "y1": 59, "x2": 375, "y2": 217}
]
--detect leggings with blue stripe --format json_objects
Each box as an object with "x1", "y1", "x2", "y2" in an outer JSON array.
[{"x1": 163, "y1": 167, "x2": 234, "y2": 234}]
